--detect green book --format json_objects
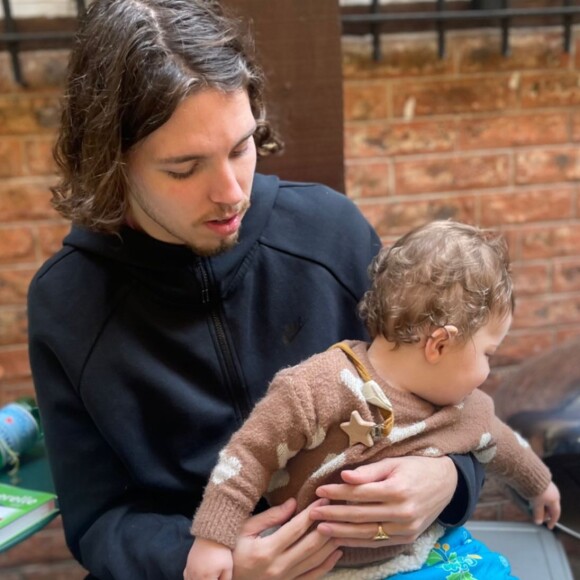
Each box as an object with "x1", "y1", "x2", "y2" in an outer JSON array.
[{"x1": 0, "y1": 483, "x2": 59, "y2": 551}]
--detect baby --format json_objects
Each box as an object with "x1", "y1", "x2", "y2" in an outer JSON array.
[{"x1": 186, "y1": 220, "x2": 560, "y2": 579}]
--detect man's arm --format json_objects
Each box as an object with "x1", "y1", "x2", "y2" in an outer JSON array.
[
  {"x1": 30, "y1": 338, "x2": 194, "y2": 579},
  {"x1": 311, "y1": 454, "x2": 484, "y2": 546},
  {"x1": 439, "y1": 453, "x2": 485, "y2": 526}
]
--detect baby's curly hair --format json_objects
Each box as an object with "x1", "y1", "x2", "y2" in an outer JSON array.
[{"x1": 359, "y1": 221, "x2": 514, "y2": 346}]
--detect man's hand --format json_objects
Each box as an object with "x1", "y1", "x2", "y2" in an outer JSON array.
[
  {"x1": 232, "y1": 498, "x2": 343, "y2": 579},
  {"x1": 311, "y1": 456, "x2": 457, "y2": 548}
]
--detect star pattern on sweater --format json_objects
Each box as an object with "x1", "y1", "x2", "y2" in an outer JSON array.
[
  {"x1": 210, "y1": 450, "x2": 242, "y2": 485},
  {"x1": 340, "y1": 410, "x2": 375, "y2": 447}
]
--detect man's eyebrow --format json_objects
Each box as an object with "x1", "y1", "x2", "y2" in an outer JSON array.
[{"x1": 156, "y1": 125, "x2": 257, "y2": 164}]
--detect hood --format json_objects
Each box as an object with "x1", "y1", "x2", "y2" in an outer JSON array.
[{"x1": 62, "y1": 173, "x2": 280, "y2": 284}]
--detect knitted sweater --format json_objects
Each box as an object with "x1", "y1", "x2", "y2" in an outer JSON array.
[{"x1": 192, "y1": 340, "x2": 551, "y2": 574}]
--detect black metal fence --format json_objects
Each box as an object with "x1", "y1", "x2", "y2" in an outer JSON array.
[
  {"x1": 342, "y1": 1, "x2": 580, "y2": 61},
  {"x1": 1, "y1": 0, "x2": 580, "y2": 85},
  {"x1": 0, "y1": 0, "x2": 86, "y2": 86}
]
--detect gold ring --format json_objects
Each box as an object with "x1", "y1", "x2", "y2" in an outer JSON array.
[{"x1": 373, "y1": 523, "x2": 389, "y2": 541}]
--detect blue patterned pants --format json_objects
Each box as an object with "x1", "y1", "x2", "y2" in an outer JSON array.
[{"x1": 387, "y1": 526, "x2": 519, "y2": 580}]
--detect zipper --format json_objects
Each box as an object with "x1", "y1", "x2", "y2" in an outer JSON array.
[{"x1": 195, "y1": 260, "x2": 251, "y2": 421}]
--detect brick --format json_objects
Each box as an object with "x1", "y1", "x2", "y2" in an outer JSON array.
[
  {"x1": 19, "y1": 50, "x2": 70, "y2": 91},
  {"x1": 0, "y1": 348, "x2": 31, "y2": 382},
  {"x1": 0, "y1": 53, "x2": 19, "y2": 94},
  {"x1": 37, "y1": 224, "x2": 70, "y2": 258},
  {"x1": 511, "y1": 262, "x2": 550, "y2": 296},
  {"x1": 345, "y1": 119, "x2": 456, "y2": 159},
  {"x1": 480, "y1": 187, "x2": 573, "y2": 226},
  {"x1": 458, "y1": 113, "x2": 568, "y2": 150},
  {"x1": 0, "y1": 385, "x2": 36, "y2": 407},
  {"x1": 553, "y1": 258, "x2": 580, "y2": 293},
  {"x1": 345, "y1": 162, "x2": 391, "y2": 199},
  {"x1": 24, "y1": 138, "x2": 57, "y2": 176},
  {"x1": 394, "y1": 154, "x2": 509, "y2": 195},
  {"x1": 343, "y1": 82, "x2": 388, "y2": 121},
  {"x1": 520, "y1": 72, "x2": 580, "y2": 108},
  {"x1": 392, "y1": 78, "x2": 517, "y2": 117},
  {"x1": 512, "y1": 294, "x2": 580, "y2": 329},
  {"x1": 0, "y1": 184, "x2": 57, "y2": 222},
  {"x1": 515, "y1": 147, "x2": 580, "y2": 185},
  {"x1": 496, "y1": 330, "x2": 555, "y2": 365},
  {"x1": 20, "y1": 562, "x2": 88, "y2": 580},
  {"x1": 342, "y1": 37, "x2": 452, "y2": 81},
  {"x1": 0, "y1": 96, "x2": 62, "y2": 136},
  {"x1": 571, "y1": 110, "x2": 580, "y2": 142},
  {"x1": 555, "y1": 325, "x2": 580, "y2": 344},
  {"x1": 0, "y1": 308, "x2": 28, "y2": 346},
  {"x1": 358, "y1": 196, "x2": 476, "y2": 237},
  {"x1": 0, "y1": 139, "x2": 24, "y2": 178},
  {"x1": 454, "y1": 31, "x2": 569, "y2": 74},
  {"x1": 0, "y1": 523, "x2": 74, "y2": 567},
  {"x1": 0, "y1": 228, "x2": 36, "y2": 264},
  {"x1": 520, "y1": 225, "x2": 580, "y2": 259},
  {"x1": 0, "y1": 269, "x2": 35, "y2": 305}
]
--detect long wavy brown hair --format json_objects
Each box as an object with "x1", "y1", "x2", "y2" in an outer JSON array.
[
  {"x1": 52, "y1": 0, "x2": 282, "y2": 233},
  {"x1": 359, "y1": 221, "x2": 515, "y2": 346}
]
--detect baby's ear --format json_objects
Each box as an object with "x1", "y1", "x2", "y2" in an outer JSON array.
[{"x1": 424, "y1": 325, "x2": 459, "y2": 363}]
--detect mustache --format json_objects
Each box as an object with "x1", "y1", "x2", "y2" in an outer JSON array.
[{"x1": 206, "y1": 200, "x2": 250, "y2": 221}]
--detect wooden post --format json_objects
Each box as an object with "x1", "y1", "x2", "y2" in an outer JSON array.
[{"x1": 224, "y1": 0, "x2": 345, "y2": 193}]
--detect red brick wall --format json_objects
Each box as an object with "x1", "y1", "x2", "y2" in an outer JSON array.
[
  {"x1": 343, "y1": 28, "x2": 580, "y2": 376},
  {"x1": 0, "y1": 49, "x2": 85, "y2": 578},
  {"x1": 1, "y1": 27, "x2": 579, "y2": 576}
]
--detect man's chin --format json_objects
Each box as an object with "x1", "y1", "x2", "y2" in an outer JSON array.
[{"x1": 187, "y1": 235, "x2": 239, "y2": 257}]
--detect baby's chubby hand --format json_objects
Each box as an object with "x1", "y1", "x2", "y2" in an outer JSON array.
[{"x1": 184, "y1": 536, "x2": 234, "y2": 580}]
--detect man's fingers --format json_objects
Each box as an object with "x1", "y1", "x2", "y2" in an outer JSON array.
[
  {"x1": 270, "y1": 499, "x2": 330, "y2": 549},
  {"x1": 316, "y1": 481, "x2": 395, "y2": 504},
  {"x1": 338, "y1": 461, "x2": 395, "y2": 484},
  {"x1": 277, "y1": 528, "x2": 339, "y2": 578},
  {"x1": 240, "y1": 498, "x2": 297, "y2": 537},
  {"x1": 296, "y1": 549, "x2": 344, "y2": 580}
]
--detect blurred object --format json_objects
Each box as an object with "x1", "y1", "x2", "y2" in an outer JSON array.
[
  {"x1": 494, "y1": 336, "x2": 580, "y2": 422},
  {"x1": 508, "y1": 390, "x2": 580, "y2": 458},
  {"x1": 466, "y1": 520, "x2": 574, "y2": 579},
  {"x1": 506, "y1": 387, "x2": 580, "y2": 544},
  {"x1": 0, "y1": 398, "x2": 43, "y2": 482}
]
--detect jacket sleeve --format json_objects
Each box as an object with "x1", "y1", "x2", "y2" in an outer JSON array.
[
  {"x1": 438, "y1": 454, "x2": 485, "y2": 526},
  {"x1": 29, "y1": 289, "x2": 193, "y2": 580}
]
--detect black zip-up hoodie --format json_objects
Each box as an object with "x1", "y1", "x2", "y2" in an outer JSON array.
[{"x1": 28, "y1": 174, "x2": 481, "y2": 579}]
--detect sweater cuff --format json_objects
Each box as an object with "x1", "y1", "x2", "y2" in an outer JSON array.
[{"x1": 191, "y1": 492, "x2": 250, "y2": 550}]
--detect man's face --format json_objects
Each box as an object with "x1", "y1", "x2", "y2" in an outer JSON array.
[{"x1": 125, "y1": 89, "x2": 257, "y2": 256}]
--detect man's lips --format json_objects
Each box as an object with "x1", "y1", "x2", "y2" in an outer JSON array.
[{"x1": 205, "y1": 213, "x2": 242, "y2": 236}]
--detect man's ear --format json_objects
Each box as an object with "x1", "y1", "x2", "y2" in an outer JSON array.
[{"x1": 424, "y1": 325, "x2": 459, "y2": 364}]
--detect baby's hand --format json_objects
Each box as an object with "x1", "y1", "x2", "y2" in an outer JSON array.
[
  {"x1": 184, "y1": 537, "x2": 233, "y2": 580},
  {"x1": 530, "y1": 482, "x2": 561, "y2": 530}
]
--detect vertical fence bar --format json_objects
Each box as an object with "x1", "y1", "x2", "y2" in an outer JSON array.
[
  {"x1": 75, "y1": 0, "x2": 87, "y2": 18},
  {"x1": 1, "y1": 0, "x2": 24, "y2": 86},
  {"x1": 436, "y1": 0, "x2": 446, "y2": 58},
  {"x1": 563, "y1": 0, "x2": 572, "y2": 53},
  {"x1": 371, "y1": 0, "x2": 381, "y2": 61},
  {"x1": 501, "y1": 0, "x2": 510, "y2": 56}
]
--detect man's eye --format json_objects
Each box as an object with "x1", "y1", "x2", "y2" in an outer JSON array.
[
  {"x1": 167, "y1": 167, "x2": 196, "y2": 180},
  {"x1": 231, "y1": 141, "x2": 250, "y2": 158}
]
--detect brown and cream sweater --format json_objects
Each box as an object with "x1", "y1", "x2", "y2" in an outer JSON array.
[{"x1": 192, "y1": 340, "x2": 551, "y2": 572}]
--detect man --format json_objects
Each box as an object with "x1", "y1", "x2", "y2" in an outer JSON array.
[{"x1": 28, "y1": 1, "x2": 483, "y2": 578}]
